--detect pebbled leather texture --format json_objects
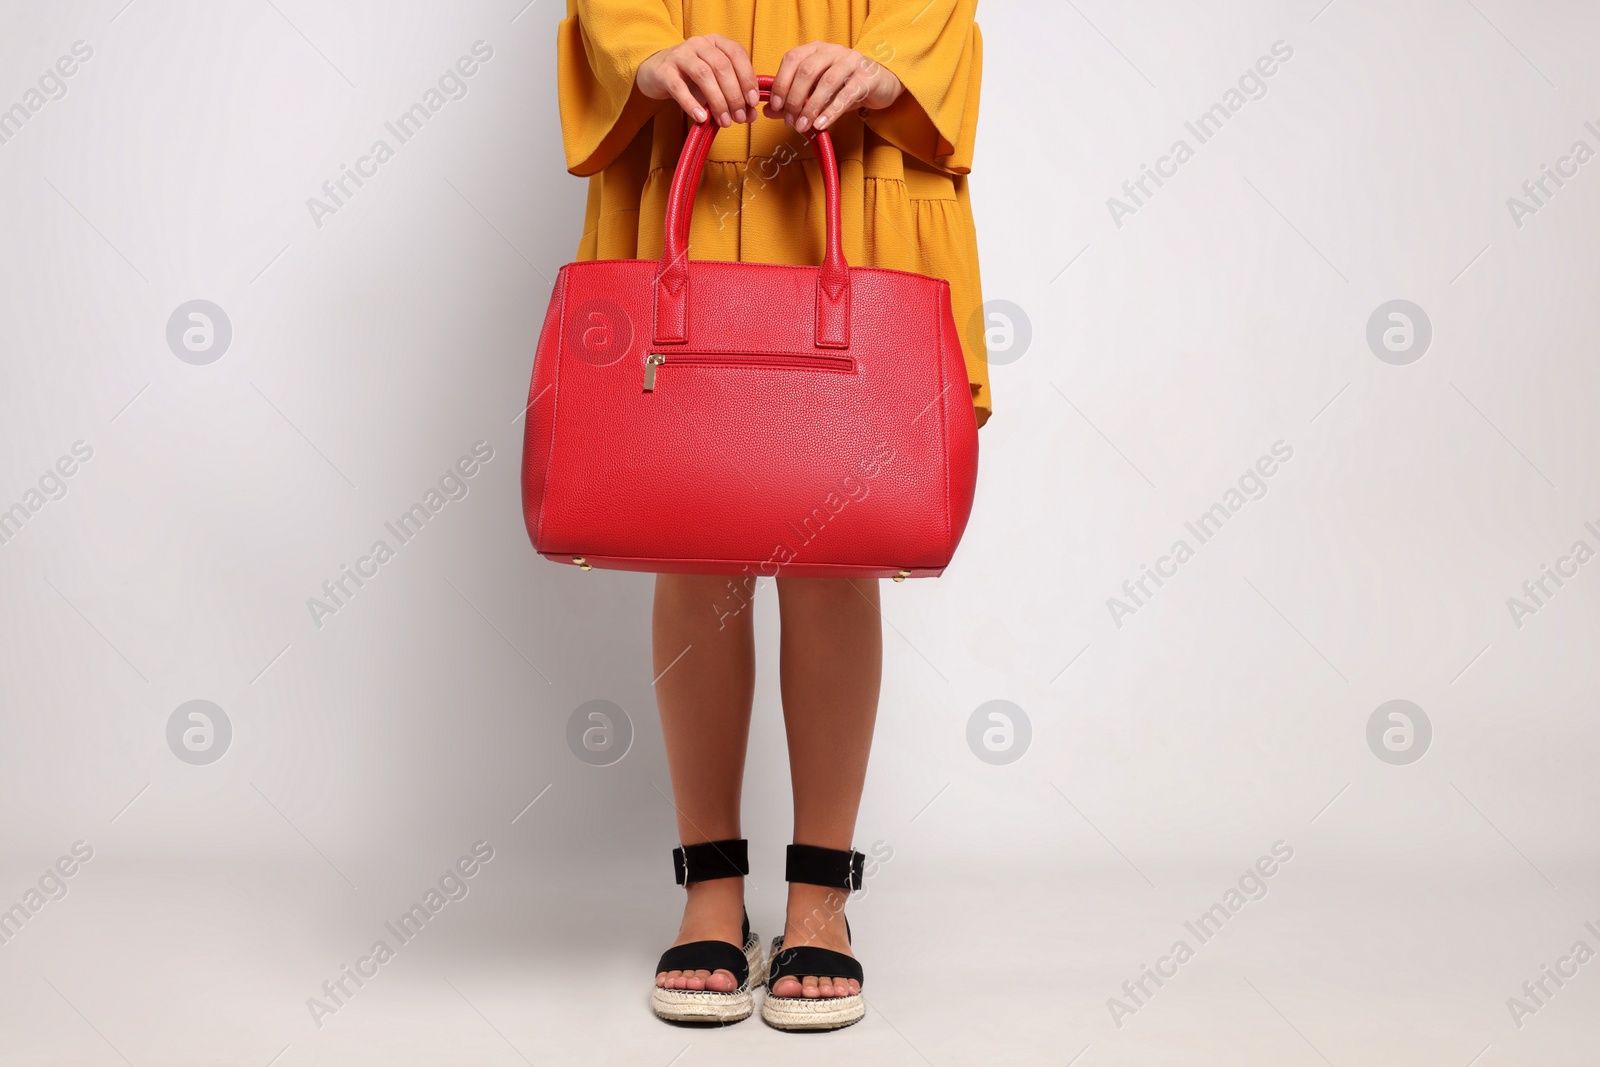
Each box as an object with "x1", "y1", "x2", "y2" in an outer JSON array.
[{"x1": 521, "y1": 75, "x2": 980, "y2": 579}]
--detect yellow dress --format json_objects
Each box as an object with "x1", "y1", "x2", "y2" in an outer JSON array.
[{"x1": 556, "y1": 0, "x2": 991, "y2": 427}]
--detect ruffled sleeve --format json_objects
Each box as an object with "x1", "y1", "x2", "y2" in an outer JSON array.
[
  {"x1": 853, "y1": 0, "x2": 982, "y2": 174},
  {"x1": 557, "y1": 0, "x2": 685, "y2": 176}
]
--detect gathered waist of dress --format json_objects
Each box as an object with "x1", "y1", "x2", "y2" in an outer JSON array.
[{"x1": 642, "y1": 111, "x2": 957, "y2": 197}]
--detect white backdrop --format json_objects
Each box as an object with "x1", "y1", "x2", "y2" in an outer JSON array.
[{"x1": 2, "y1": 1, "x2": 1597, "y2": 1064}]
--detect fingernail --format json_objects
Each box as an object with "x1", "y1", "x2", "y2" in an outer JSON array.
[
  {"x1": 770, "y1": 95, "x2": 783, "y2": 110},
  {"x1": 815, "y1": 115, "x2": 829, "y2": 130},
  {"x1": 747, "y1": 89, "x2": 760, "y2": 106},
  {"x1": 694, "y1": 107, "x2": 706, "y2": 122},
  {"x1": 735, "y1": 108, "x2": 746, "y2": 123},
  {"x1": 720, "y1": 112, "x2": 731, "y2": 126},
  {"x1": 795, "y1": 116, "x2": 809, "y2": 132}
]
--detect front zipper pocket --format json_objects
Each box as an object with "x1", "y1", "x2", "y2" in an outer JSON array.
[{"x1": 642, "y1": 351, "x2": 854, "y2": 392}]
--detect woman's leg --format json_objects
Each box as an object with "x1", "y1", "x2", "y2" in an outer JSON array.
[
  {"x1": 772, "y1": 575, "x2": 882, "y2": 998},
  {"x1": 652, "y1": 572, "x2": 759, "y2": 992}
]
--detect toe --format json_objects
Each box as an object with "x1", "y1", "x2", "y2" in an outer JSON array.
[
  {"x1": 772, "y1": 976, "x2": 803, "y2": 997},
  {"x1": 685, "y1": 969, "x2": 709, "y2": 991},
  {"x1": 707, "y1": 968, "x2": 737, "y2": 993},
  {"x1": 816, "y1": 975, "x2": 835, "y2": 997},
  {"x1": 656, "y1": 970, "x2": 669, "y2": 988},
  {"x1": 801, "y1": 975, "x2": 821, "y2": 999},
  {"x1": 846, "y1": 978, "x2": 861, "y2": 995}
]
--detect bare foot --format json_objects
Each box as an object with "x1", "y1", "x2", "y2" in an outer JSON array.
[
  {"x1": 770, "y1": 882, "x2": 860, "y2": 998},
  {"x1": 656, "y1": 876, "x2": 746, "y2": 992}
]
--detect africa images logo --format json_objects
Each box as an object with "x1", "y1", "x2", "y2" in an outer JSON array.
[
  {"x1": 306, "y1": 841, "x2": 495, "y2": 1028},
  {"x1": 306, "y1": 441, "x2": 494, "y2": 628},
  {"x1": 306, "y1": 41, "x2": 494, "y2": 229},
  {"x1": 1106, "y1": 40, "x2": 1295, "y2": 228},
  {"x1": 0, "y1": 40, "x2": 93, "y2": 148},
  {"x1": 1106, "y1": 441, "x2": 1294, "y2": 627}
]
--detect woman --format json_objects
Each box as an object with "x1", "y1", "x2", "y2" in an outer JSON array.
[{"x1": 555, "y1": 0, "x2": 988, "y2": 1031}]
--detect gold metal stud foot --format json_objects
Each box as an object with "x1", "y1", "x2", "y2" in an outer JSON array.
[
  {"x1": 573, "y1": 556, "x2": 592, "y2": 571},
  {"x1": 893, "y1": 569, "x2": 911, "y2": 582}
]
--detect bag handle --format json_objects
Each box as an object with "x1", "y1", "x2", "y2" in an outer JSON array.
[{"x1": 654, "y1": 74, "x2": 850, "y2": 349}]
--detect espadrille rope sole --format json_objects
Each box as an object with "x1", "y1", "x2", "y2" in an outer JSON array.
[
  {"x1": 760, "y1": 990, "x2": 865, "y2": 1030},
  {"x1": 650, "y1": 933, "x2": 766, "y2": 1023},
  {"x1": 762, "y1": 846, "x2": 869, "y2": 1032}
]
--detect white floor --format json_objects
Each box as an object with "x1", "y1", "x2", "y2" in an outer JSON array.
[{"x1": 2, "y1": 853, "x2": 1595, "y2": 1066}]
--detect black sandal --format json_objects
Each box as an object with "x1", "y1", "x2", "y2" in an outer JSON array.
[
  {"x1": 650, "y1": 838, "x2": 765, "y2": 1024},
  {"x1": 762, "y1": 844, "x2": 866, "y2": 1031}
]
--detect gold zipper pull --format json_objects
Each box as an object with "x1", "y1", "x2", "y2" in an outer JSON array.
[{"x1": 643, "y1": 353, "x2": 665, "y2": 391}]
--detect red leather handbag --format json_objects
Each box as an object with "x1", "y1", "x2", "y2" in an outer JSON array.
[{"x1": 521, "y1": 75, "x2": 979, "y2": 580}]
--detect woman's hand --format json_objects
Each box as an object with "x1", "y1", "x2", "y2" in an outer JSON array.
[
  {"x1": 637, "y1": 36, "x2": 761, "y2": 128},
  {"x1": 766, "y1": 42, "x2": 904, "y2": 133}
]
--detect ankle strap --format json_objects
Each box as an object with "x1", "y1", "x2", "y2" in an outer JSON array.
[
  {"x1": 785, "y1": 844, "x2": 864, "y2": 891},
  {"x1": 672, "y1": 839, "x2": 748, "y2": 885}
]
